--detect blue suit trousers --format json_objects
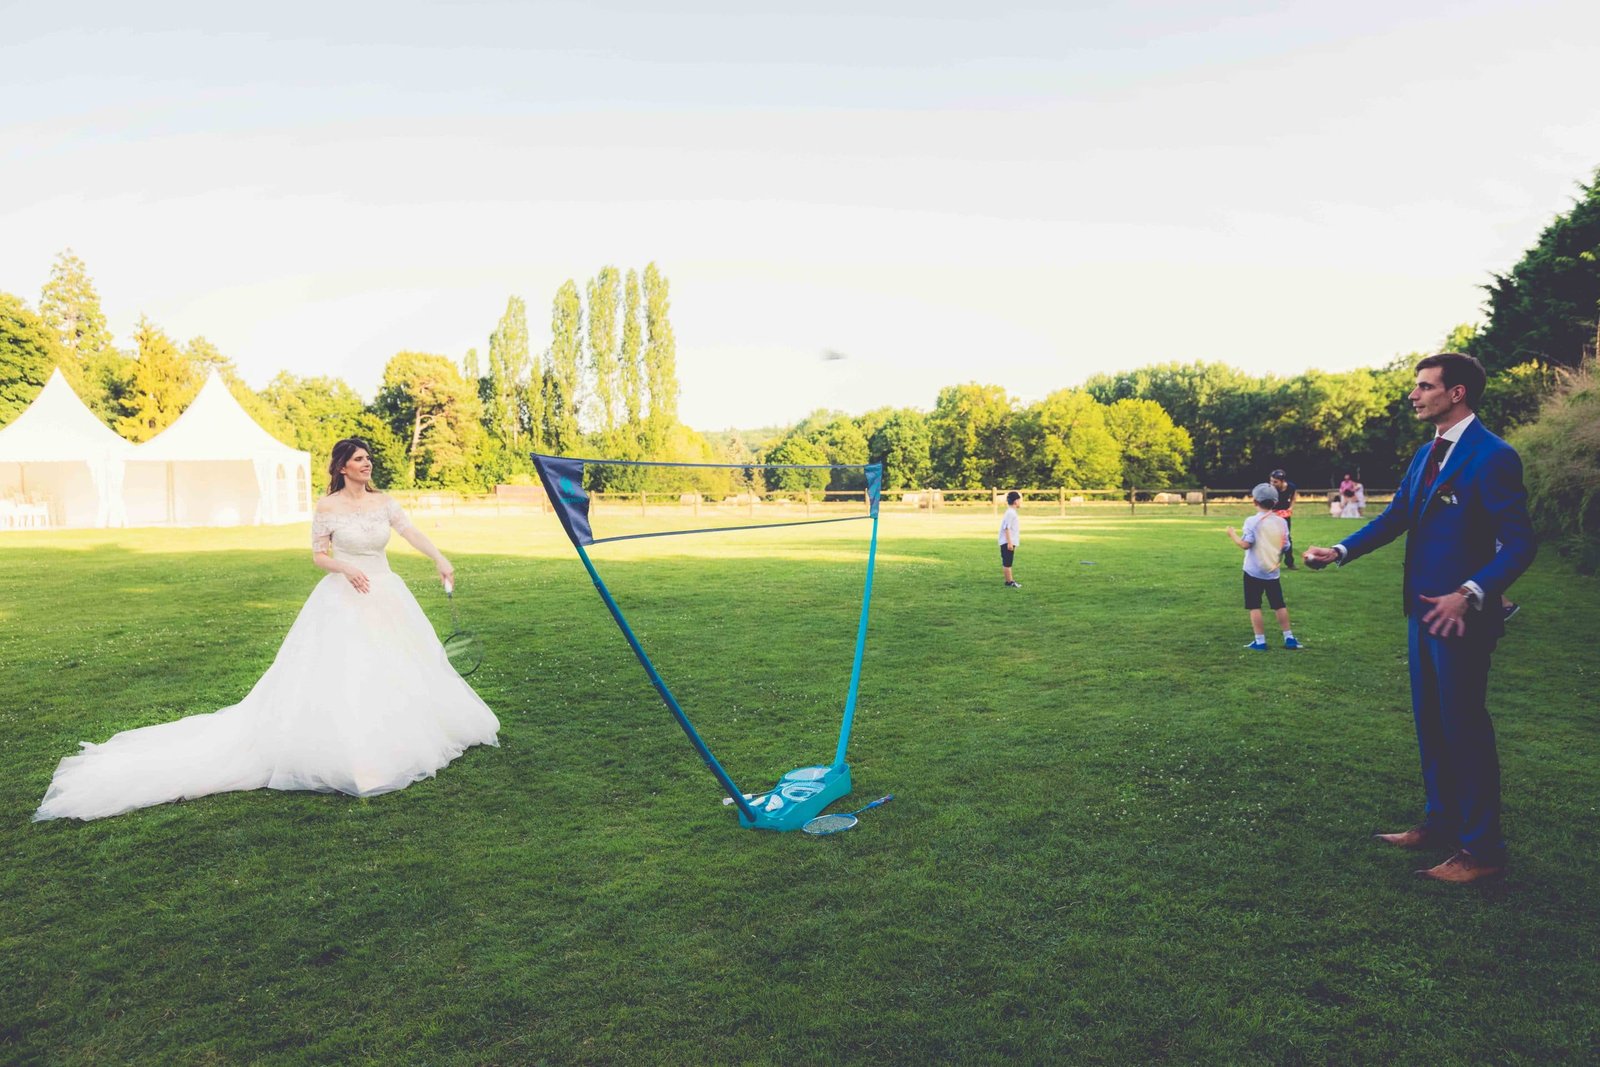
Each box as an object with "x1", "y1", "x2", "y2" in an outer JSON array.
[{"x1": 1406, "y1": 615, "x2": 1506, "y2": 863}]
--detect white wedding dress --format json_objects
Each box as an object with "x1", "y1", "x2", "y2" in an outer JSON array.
[{"x1": 34, "y1": 499, "x2": 500, "y2": 822}]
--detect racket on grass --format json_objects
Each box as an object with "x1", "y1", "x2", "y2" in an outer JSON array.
[
  {"x1": 441, "y1": 578, "x2": 483, "y2": 677},
  {"x1": 802, "y1": 794, "x2": 894, "y2": 836}
]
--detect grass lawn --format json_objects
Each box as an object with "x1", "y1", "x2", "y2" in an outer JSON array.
[{"x1": 3, "y1": 507, "x2": 1598, "y2": 1064}]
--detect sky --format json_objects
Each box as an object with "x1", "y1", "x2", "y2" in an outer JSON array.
[{"x1": 4, "y1": 0, "x2": 1598, "y2": 429}]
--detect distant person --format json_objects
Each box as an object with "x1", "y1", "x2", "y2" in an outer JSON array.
[
  {"x1": 1340, "y1": 473, "x2": 1366, "y2": 516},
  {"x1": 1304, "y1": 353, "x2": 1534, "y2": 884},
  {"x1": 999, "y1": 490, "x2": 1021, "y2": 588},
  {"x1": 1227, "y1": 483, "x2": 1302, "y2": 650},
  {"x1": 1328, "y1": 490, "x2": 1343, "y2": 518},
  {"x1": 1340, "y1": 488, "x2": 1361, "y2": 518},
  {"x1": 1269, "y1": 469, "x2": 1298, "y2": 568}
]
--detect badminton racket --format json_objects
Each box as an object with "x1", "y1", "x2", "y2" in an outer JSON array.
[
  {"x1": 441, "y1": 578, "x2": 483, "y2": 677},
  {"x1": 802, "y1": 794, "x2": 894, "y2": 836}
]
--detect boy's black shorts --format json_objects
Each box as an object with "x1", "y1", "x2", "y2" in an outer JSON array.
[
  {"x1": 1243, "y1": 573, "x2": 1285, "y2": 610},
  {"x1": 1000, "y1": 545, "x2": 1015, "y2": 567}
]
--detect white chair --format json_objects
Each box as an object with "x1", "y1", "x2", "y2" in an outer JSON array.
[{"x1": 17, "y1": 496, "x2": 50, "y2": 528}]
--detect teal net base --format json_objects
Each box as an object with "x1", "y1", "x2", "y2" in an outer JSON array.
[{"x1": 737, "y1": 764, "x2": 853, "y2": 832}]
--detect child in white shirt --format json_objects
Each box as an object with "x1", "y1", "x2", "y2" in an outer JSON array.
[
  {"x1": 1226, "y1": 483, "x2": 1302, "y2": 650},
  {"x1": 998, "y1": 491, "x2": 1021, "y2": 588}
]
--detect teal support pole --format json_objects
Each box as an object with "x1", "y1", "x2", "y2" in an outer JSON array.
[
  {"x1": 574, "y1": 543, "x2": 757, "y2": 823},
  {"x1": 831, "y1": 505, "x2": 880, "y2": 772}
]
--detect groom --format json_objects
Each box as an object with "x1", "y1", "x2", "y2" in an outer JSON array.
[{"x1": 1304, "y1": 353, "x2": 1534, "y2": 884}]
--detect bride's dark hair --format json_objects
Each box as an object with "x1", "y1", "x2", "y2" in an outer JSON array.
[{"x1": 327, "y1": 438, "x2": 379, "y2": 495}]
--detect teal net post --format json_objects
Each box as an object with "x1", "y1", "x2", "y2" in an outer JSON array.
[
  {"x1": 832, "y1": 463, "x2": 882, "y2": 772},
  {"x1": 574, "y1": 541, "x2": 758, "y2": 824}
]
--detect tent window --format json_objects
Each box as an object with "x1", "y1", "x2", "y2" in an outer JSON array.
[
  {"x1": 276, "y1": 465, "x2": 290, "y2": 512},
  {"x1": 296, "y1": 466, "x2": 309, "y2": 511}
]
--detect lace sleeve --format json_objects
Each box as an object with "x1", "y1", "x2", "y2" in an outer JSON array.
[
  {"x1": 387, "y1": 498, "x2": 415, "y2": 534},
  {"x1": 311, "y1": 514, "x2": 334, "y2": 554}
]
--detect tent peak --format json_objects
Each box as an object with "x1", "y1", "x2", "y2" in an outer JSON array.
[
  {"x1": 0, "y1": 365, "x2": 131, "y2": 460},
  {"x1": 131, "y1": 365, "x2": 304, "y2": 461}
]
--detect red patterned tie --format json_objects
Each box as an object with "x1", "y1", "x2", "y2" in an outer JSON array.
[{"x1": 1423, "y1": 435, "x2": 1450, "y2": 486}]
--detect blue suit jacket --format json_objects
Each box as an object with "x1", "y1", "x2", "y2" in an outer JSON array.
[{"x1": 1339, "y1": 417, "x2": 1535, "y2": 636}]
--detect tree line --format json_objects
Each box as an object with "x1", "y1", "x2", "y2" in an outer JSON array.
[
  {"x1": 735, "y1": 387, "x2": 1192, "y2": 494},
  {"x1": 1, "y1": 255, "x2": 725, "y2": 492},
  {"x1": 2, "y1": 168, "x2": 1595, "y2": 495},
  {"x1": 721, "y1": 328, "x2": 1558, "y2": 495}
]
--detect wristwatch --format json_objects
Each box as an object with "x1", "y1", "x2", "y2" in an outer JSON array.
[{"x1": 1457, "y1": 585, "x2": 1480, "y2": 609}]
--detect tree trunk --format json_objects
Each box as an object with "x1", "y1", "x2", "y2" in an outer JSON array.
[{"x1": 409, "y1": 410, "x2": 422, "y2": 483}]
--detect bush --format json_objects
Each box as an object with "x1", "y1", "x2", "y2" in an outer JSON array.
[{"x1": 1509, "y1": 359, "x2": 1600, "y2": 573}]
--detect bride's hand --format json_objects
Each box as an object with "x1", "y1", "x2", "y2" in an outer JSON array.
[
  {"x1": 344, "y1": 567, "x2": 371, "y2": 594},
  {"x1": 436, "y1": 557, "x2": 455, "y2": 588}
]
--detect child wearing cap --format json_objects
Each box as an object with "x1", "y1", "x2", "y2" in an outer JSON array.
[{"x1": 1226, "y1": 483, "x2": 1302, "y2": 650}]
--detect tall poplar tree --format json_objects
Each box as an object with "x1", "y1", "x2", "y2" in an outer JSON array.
[
  {"x1": 642, "y1": 262, "x2": 679, "y2": 457},
  {"x1": 487, "y1": 295, "x2": 530, "y2": 452},
  {"x1": 620, "y1": 269, "x2": 645, "y2": 448},
  {"x1": 586, "y1": 267, "x2": 621, "y2": 449},
  {"x1": 524, "y1": 339, "x2": 547, "y2": 456},
  {"x1": 545, "y1": 280, "x2": 584, "y2": 455}
]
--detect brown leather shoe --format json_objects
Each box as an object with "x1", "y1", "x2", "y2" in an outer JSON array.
[
  {"x1": 1374, "y1": 824, "x2": 1445, "y2": 850},
  {"x1": 1416, "y1": 849, "x2": 1506, "y2": 883}
]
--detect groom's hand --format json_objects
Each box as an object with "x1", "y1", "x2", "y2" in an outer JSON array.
[
  {"x1": 1302, "y1": 546, "x2": 1339, "y2": 570},
  {"x1": 1418, "y1": 592, "x2": 1469, "y2": 638}
]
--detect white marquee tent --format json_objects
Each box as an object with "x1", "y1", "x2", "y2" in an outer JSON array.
[
  {"x1": 123, "y1": 370, "x2": 313, "y2": 527},
  {"x1": 0, "y1": 369, "x2": 132, "y2": 529}
]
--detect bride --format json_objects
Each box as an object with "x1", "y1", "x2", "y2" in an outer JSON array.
[{"x1": 34, "y1": 438, "x2": 500, "y2": 821}]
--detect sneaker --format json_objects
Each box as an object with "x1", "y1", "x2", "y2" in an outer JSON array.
[
  {"x1": 1244, "y1": 639, "x2": 1268, "y2": 651},
  {"x1": 1283, "y1": 636, "x2": 1303, "y2": 650},
  {"x1": 1004, "y1": 580, "x2": 1021, "y2": 588},
  {"x1": 1502, "y1": 602, "x2": 1520, "y2": 621}
]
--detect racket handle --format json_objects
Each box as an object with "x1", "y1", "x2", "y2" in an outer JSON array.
[
  {"x1": 444, "y1": 578, "x2": 454, "y2": 595},
  {"x1": 861, "y1": 794, "x2": 893, "y2": 811}
]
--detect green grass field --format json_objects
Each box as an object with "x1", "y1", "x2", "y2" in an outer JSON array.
[{"x1": 3, "y1": 508, "x2": 1598, "y2": 1064}]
